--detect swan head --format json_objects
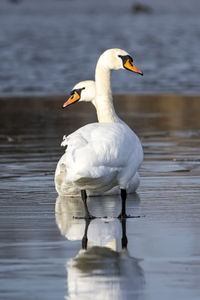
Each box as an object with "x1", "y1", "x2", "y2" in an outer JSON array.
[
  {"x1": 63, "y1": 80, "x2": 95, "y2": 108},
  {"x1": 98, "y1": 48, "x2": 143, "y2": 75}
]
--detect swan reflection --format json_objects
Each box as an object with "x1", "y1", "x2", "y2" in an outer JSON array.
[{"x1": 55, "y1": 196, "x2": 144, "y2": 300}]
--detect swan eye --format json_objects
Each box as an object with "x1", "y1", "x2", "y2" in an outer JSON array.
[
  {"x1": 118, "y1": 54, "x2": 133, "y2": 65},
  {"x1": 71, "y1": 87, "x2": 85, "y2": 97}
]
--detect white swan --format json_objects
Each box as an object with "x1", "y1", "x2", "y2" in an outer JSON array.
[
  {"x1": 55, "y1": 48, "x2": 143, "y2": 218},
  {"x1": 56, "y1": 80, "x2": 140, "y2": 196}
]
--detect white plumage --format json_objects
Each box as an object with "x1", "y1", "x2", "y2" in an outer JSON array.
[
  {"x1": 55, "y1": 122, "x2": 142, "y2": 196},
  {"x1": 55, "y1": 48, "x2": 143, "y2": 217}
]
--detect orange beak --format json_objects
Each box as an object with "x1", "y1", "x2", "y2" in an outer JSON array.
[
  {"x1": 62, "y1": 91, "x2": 80, "y2": 108},
  {"x1": 124, "y1": 59, "x2": 143, "y2": 75}
]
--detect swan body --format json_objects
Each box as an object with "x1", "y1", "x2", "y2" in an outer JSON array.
[
  {"x1": 55, "y1": 121, "x2": 142, "y2": 196},
  {"x1": 55, "y1": 48, "x2": 143, "y2": 216}
]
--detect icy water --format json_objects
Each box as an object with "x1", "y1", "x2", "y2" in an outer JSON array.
[
  {"x1": 0, "y1": 95, "x2": 200, "y2": 299},
  {"x1": 1, "y1": 0, "x2": 200, "y2": 95}
]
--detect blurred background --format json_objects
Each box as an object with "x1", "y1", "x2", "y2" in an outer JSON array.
[{"x1": 1, "y1": 0, "x2": 200, "y2": 96}]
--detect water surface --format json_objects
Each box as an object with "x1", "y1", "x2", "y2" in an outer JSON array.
[{"x1": 0, "y1": 95, "x2": 200, "y2": 299}]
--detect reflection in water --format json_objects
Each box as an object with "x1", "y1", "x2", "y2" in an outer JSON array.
[{"x1": 55, "y1": 196, "x2": 144, "y2": 300}]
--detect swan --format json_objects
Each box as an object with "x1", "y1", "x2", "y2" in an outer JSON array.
[
  {"x1": 55, "y1": 48, "x2": 143, "y2": 219},
  {"x1": 56, "y1": 80, "x2": 140, "y2": 196}
]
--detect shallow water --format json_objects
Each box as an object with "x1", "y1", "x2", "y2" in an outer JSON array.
[
  {"x1": 0, "y1": 0, "x2": 200, "y2": 95},
  {"x1": 0, "y1": 95, "x2": 200, "y2": 299}
]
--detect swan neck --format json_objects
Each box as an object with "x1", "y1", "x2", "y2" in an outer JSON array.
[{"x1": 95, "y1": 62, "x2": 120, "y2": 123}]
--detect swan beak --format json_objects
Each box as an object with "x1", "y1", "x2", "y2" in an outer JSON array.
[
  {"x1": 62, "y1": 91, "x2": 80, "y2": 108},
  {"x1": 124, "y1": 59, "x2": 143, "y2": 75}
]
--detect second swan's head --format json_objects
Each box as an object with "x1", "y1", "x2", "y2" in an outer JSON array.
[
  {"x1": 63, "y1": 80, "x2": 95, "y2": 108},
  {"x1": 98, "y1": 48, "x2": 143, "y2": 75}
]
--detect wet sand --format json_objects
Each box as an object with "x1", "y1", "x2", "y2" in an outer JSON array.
[{"x1": 0, "y1": 94, "x2": 200, "y2": 299}]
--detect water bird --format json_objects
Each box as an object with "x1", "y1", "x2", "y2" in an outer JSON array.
[
  {"x1": 56, "y1": 80, "x2": 140, "y2": 195},
  {"x1": 55, "y1": 48, "x2": 143, "y2": 219}
]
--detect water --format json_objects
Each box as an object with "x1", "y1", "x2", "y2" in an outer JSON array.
[
  {"x1": 0, "y1": 0, "x2": 200, "y2": 96},
  {"x1": 0, "y1": 95, "x2": 200, "y2": 299}
]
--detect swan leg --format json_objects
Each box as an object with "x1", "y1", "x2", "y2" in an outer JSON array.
[
  {"x1": 81, "y1": 190, "x2": 95, "y2": 219},
  {"x1": 82, "y1": 219, "x2": 92, "y2": 250},
  {"x1": 118, "y1": 189, "x2": 128, "y2": 219}
]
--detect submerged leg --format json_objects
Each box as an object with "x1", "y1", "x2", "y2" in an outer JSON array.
[
  {"x1": 82, "y1": 219, "x2": 92, "y2": 250},
  {"x1": 118, "y1": 189, "x2": 128, "y2": 219},
  {"x1": 81, "y1": 190, "x2": 95, "y2": 219}
]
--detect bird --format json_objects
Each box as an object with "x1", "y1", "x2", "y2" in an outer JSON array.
[
  {"x1": 55, "y1": 48, "x2": 143, "y2": 219},
  {"x1": 56, "y1": 80, "x2": 140, "y2": 195}
]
